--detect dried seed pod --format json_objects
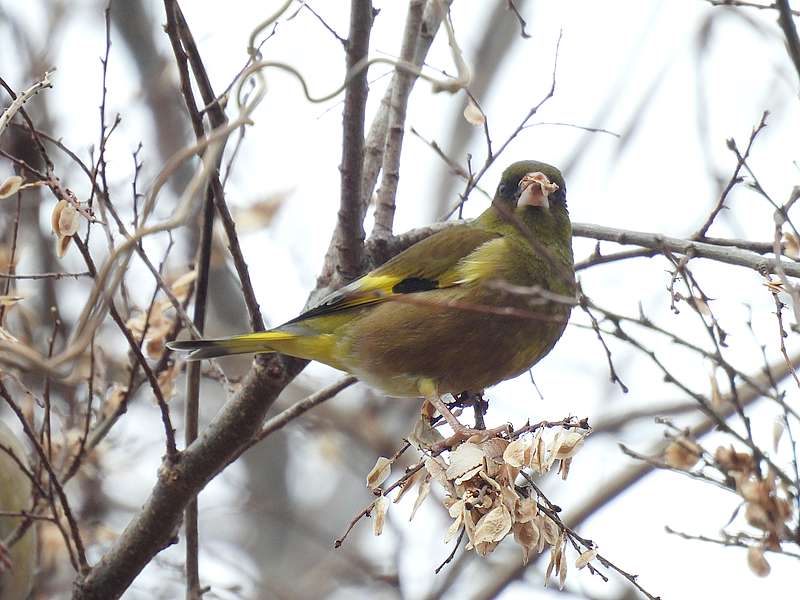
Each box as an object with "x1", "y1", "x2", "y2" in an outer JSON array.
[
  {"x1": 366, "y1": 456, "x2": 392, "y2": 490},
  {"x1": 372, "y1": 496, "x2": 389, "y2": 536},
  {"x1": 664, "y1": 436, "x2": 702, "y2": 470},
  {"x1": 0, "y1": 175, "x2": 23, "y2": 199}
]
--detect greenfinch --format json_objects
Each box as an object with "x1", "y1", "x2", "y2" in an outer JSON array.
[{"x1": 169, "y1": 160, "x2": 574, "y2": 434}]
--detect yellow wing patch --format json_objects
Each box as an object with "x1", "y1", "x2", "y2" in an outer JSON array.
[
  {"x1": 452, "y1": 238, "x2": 510, "y2": 285},
  {"x1": 292, "y1": 236, "x2": 507, "y2": 323}
]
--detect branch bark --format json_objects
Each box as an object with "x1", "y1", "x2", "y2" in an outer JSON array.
[
  {"x1": 572, "y1": 222, "x2": 800, "y2": 278},
  {"x1": 334, "y1": 0, "x2": 374, "y2": 283},
  {"x1": 777, "y1": 0, "x2": 800, "y2": 85},
  {"x1": 370, "y1": 0, "x2": 425, "y2": 239}
]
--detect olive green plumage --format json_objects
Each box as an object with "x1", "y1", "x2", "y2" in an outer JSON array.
[{"x1": 169, "y1": 160, "x2": 575, "y2": 397}]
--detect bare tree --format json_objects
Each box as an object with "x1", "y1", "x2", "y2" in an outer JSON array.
[{"x1": 0, "y1": 1, "x2": 798, "y2": 599}]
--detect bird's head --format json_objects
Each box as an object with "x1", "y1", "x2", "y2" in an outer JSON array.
[{"x1": 493, "y1": 160, "x2": 566, "y2": 215}]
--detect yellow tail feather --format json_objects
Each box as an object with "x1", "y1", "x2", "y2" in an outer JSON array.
[{"x1": 167, "y1": 330, "x2": 338, "y2": 365}]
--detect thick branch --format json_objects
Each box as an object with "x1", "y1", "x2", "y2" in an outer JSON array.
[
  {"x1": 72, "y1": 355, "x2": 307, "y2": 599},
  {"x1": 334, "y1": 0, "x2": 374, "y2": 282}
]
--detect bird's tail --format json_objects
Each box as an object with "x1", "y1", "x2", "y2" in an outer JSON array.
[{"x1": 168, "y1": 331, "x2": 302, "y2": 361}]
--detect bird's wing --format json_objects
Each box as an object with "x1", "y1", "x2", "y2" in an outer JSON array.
[{"x1": 289, "y1": 225, "x2": 500, "y2": 323}]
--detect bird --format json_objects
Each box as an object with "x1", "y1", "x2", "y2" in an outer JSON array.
[{"x1": 168, "y1": 160, "x2": 575, "y2": 444}]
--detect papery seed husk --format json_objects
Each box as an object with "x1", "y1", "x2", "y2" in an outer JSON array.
[
  {"x1": 503, "y1": 438, "x2": 530, "y2": 468},
  {"x1": 0, "y1": 175, "x2": 23, "y2": 199},
  {"x1": 56, "y1": 234, "x2": 71, "y2": 258},
  {"x1": 446, "y1": 442, "x2": 485, "y2": 480},
  {"x1": 463, "y1": 507, "x2": 477, "y2": 547},
  {"x1": 448, "y1": 498, "x2": 465, "y2": 519},
  {"x1": 513, "y1": 521, "x2": 540, "y2": 565},
  {"x1": 366, "y1": 456, "x2": 392, "y2": 489},
  {"x1": 558, "y1": 543, "x2": 568, "y2": 590},
  {"x1": 575, "y1": 548, "x2": 598, "y2": 569},
  {"x1": 410, "y1": 415, "x2": 445, "y2": 450},
  {"x1": 560, "y1": 457, "x2": 572, "y2": 480},
  {"x1": 455, "y1": 464, "x2": 484, "y2": 485},
  {"x1": 473, "y1": 505, "x2": 512, "y2": 545},
  {"x1": 664, "y1": 436, "x2": 702, "y2": 470},
  {"x1": 394, "y1": 466, "x2": 424, "y2": 504},
  {"x1": 372, "y1": 496, "x2": 389, "y2": 536},
  {"x1": 444, "y1": 510, "x2": 464, "y2": 543},
  {"x1": 553, "y1": 430, "x2": 586, "y2": 459},
  {"x1": 516, "y1": 497, "x2": 537, "y2": 523},
  {"x1": 481, "y1": 437, "x2": 508, "y2": 461},
  {"x1": 425, "y1": 456, "x2": 451, "y2": 490},
  {"x1": 409, "y1": 474, "x2": 431, "y2": 521},
  {"x1": 544, "y1": 544, "x2": 557, "y2": 588},
  {"x1": 541, "y1": 515, "x2": 559, "y2": 546},
  {"x1": 463, "y1": 98, "x2": 485, "y2": 126},
  {"x1": 57, "y1": 201, "x2": 79, "y2": 237},
  {"x1": 531, "y1": 431, "x2": 546, "y2": 474}
]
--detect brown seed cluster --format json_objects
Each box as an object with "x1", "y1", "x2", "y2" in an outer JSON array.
[
  {"x1": 662, "y1": 432, "x2": 796, "y2": 578},
  {"x1": 368, "y1": 423, "x2": 591, "y2": 585},
  {"x1": 716, "y1": 445, "x2": 794, "y2": 575}
]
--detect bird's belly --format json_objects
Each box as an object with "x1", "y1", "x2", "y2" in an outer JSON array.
[{"x1": 338, "y1": 289, "x2": 570, "y2": 396}]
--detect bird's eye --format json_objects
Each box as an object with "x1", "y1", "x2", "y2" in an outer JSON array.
[{"x1": 498, "y1": 182, "x2": 511, "y2": 197}]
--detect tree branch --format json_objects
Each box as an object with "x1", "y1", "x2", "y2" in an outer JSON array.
[
  {"x1": 777, "y1": 0, "x2": 800, "y2": 84},
  {"x1": 334, "y1": 0, "x2": 374, "y2": 283},
  {"x1": 572, "y1": 222, "x2": 800, "y2": 278},
  {"x1": 370, "y1": 0, "x2": 425, "y2": 239}
]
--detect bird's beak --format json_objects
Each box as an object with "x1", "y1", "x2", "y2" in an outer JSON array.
[{"x1": 518, "y1": 172, "x2": 558, "y2": 210}]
